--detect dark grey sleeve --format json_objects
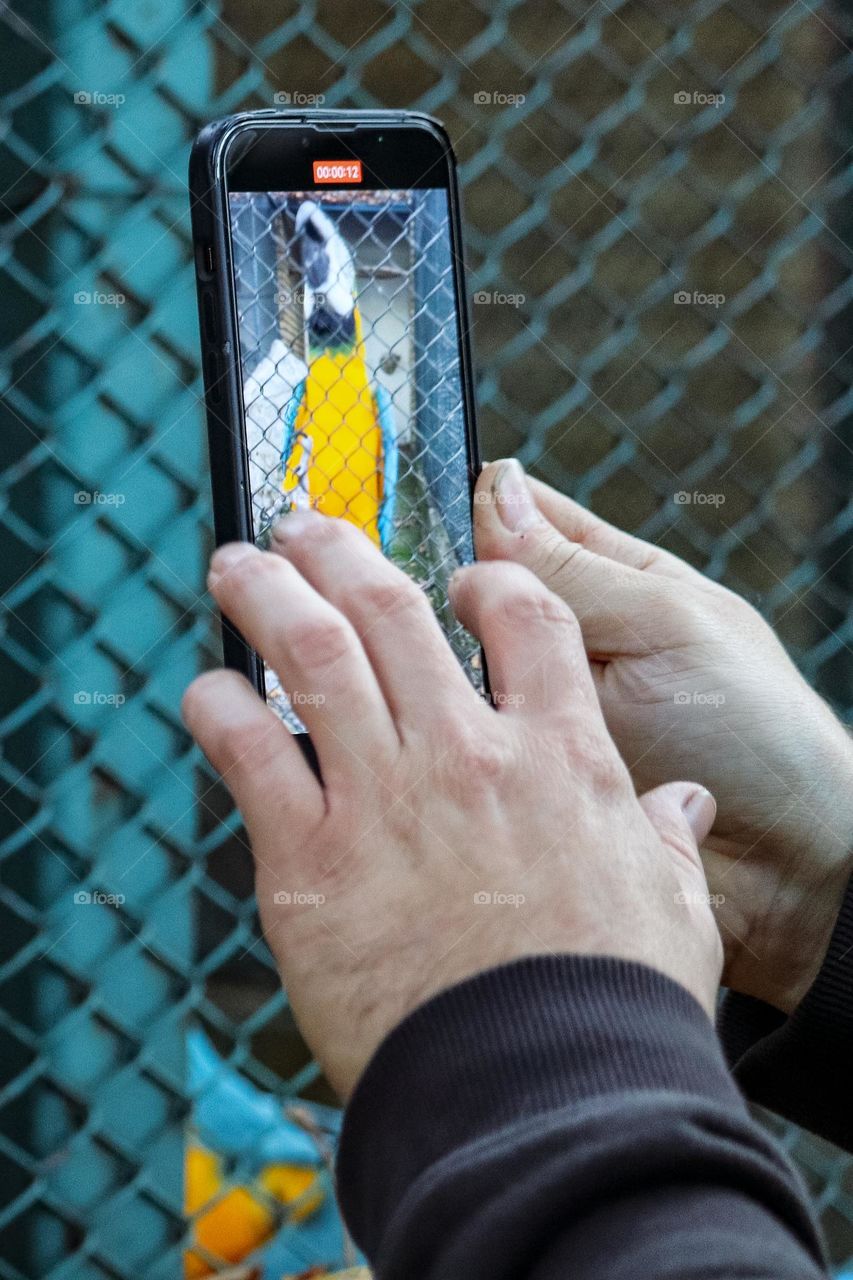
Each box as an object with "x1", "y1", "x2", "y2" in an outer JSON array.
[{"x1": 337, "y1": 955, "x2": 827, "y2": 1279}]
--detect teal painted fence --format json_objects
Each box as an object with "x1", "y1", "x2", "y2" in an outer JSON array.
[{"x1": 1, "y1": 0, "x2": 852, "y2": 1275}]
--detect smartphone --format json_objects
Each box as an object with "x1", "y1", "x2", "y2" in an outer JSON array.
[{"x1": 189, "y1": 110, "x2": 483, "y2": 736}]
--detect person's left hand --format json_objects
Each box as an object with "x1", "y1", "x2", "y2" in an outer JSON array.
[
  {"x1": 183, "y1": 510, "x2": 721, "y2": 1099},
  {"x1": 471, "y1": 460, "x2": 853, "y2": 1015}
]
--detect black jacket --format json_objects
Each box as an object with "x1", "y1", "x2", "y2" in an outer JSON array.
[{"x1": 336, "y1": 873, "x2": 853, "y2": 1278}]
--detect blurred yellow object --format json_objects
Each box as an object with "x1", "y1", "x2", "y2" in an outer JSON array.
[{"x1": 185, "y1": 1143, "x2": 323, "y2": 1277}]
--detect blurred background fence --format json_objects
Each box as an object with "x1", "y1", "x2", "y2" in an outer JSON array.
[{"x1": 1, "y1": 0, "x2": 853, "y2": 1275}]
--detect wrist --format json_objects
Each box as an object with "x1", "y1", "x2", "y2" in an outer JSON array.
[{"x1": 756, "y1": 717, "x2": 853, "y2": 1014}]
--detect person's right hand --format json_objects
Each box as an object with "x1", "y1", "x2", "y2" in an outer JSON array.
[
  {"x1": 474, "y1": 460, "x2": 853, "y2": 1016},
  {"x1": 182, "y1": 513, "x2": 722, "y2": 1098}
]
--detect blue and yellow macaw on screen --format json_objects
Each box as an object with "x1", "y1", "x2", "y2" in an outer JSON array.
[{"x1": 281, "y1": 200, "x2": 397, "y2": 550}]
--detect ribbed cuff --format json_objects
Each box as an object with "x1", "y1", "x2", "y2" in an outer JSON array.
[{"x1": 337, "y1": 954, "x2": 744, "y2": 1256}]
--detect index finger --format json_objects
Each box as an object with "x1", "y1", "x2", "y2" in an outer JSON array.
[
  {"x1": 271, "y1": 511, "x2": 481, "y2": 729},
  {"x1": 208, "y1": 541, "x2": 399, "y2": 779},
  {"x1": 449, "y1": 560, "x2": 601, "y2": 720}
]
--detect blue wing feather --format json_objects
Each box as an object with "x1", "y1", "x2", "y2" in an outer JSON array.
[
  {"x1": 375, "y1": 383, "x2": 397, "y2": 552},
  {"x1": 188, "y1": 1028, "x2": 321, "y2": 1170},
  {"x1": 280, "y1": 378, "x2": 306, "y2": 477}
]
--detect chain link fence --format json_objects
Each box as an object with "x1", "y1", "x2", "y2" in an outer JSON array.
[{"x1": 1, "y1": 0, "x2": 852, "y2": 1275}]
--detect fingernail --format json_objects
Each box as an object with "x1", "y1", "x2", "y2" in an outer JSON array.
[
  {"x1": 208, "y1": 542, "x2": 256, "y2": 587},
  {"x1": 271, "y1": 509, "x2": 323, "y2": 543},
  {"x1": 681, "y1": 787, "x2": 717, "y2": 842},
  {"x1": 493, "y1": 459, "x2": 542, "y2": 533}
]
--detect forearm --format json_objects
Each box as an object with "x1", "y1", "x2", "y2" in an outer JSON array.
[{"x1": 337, "y1": 955, "x2": 826, "y2": 1280}]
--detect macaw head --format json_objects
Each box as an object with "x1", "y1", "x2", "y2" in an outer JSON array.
[{"x1": 292, "y1": 200, "x2": 356, "y2": 351}]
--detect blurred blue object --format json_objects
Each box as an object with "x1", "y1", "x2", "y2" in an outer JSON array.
[
  {"x1": 257, "y1": 1194, "x2": 362, "y2": 1280},
  {"x1": 188, "y1": 1029, "x2": 362, "y2": 1276},
  {"x1": 189, "y1": 1028, "x2": 324, "y2": 1170}
]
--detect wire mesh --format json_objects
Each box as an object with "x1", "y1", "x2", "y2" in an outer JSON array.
[{"x1": 1, "y1": 0, "x2": 852, "y2": 1276}]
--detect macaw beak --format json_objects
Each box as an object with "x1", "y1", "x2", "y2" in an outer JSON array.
[{"x1": 294, "y1": 200, "x2": 319, "y2": 235}]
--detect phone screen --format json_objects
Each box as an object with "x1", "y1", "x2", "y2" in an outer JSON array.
[{"x1": 227, "y1": 183, "x2": 480, "y2": 730}]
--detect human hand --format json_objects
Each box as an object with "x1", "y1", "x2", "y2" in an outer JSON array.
[
  {"x1": 473, "y1": 459, "x2": 853, "y2": 1015},
  {"x1": 183, "y1": 510, "x2": 721, "y2": 1098}
]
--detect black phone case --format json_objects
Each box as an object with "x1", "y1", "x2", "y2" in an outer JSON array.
[{"x1": 188, "y1": 109, "x2": 485, "y2": 739}]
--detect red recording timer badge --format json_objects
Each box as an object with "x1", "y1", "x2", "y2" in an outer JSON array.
[{"x1": 312, "y1": 159, "x2": 363, "y2": 184}]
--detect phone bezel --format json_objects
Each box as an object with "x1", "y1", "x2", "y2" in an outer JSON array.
[{"x1": 189, "y1": 110, "x2": 484, "y2": 727}]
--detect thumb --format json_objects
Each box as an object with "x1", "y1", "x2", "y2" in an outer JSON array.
[
  {"x1": 639, "y1": 781, "x2": 723, "y2": 1019},
  {"x1": 474, "y1": 460, "x2": 663, "y2": 656},
  {"x1": 639, "y1": 781, "x2": 717, "y2": 869}
]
